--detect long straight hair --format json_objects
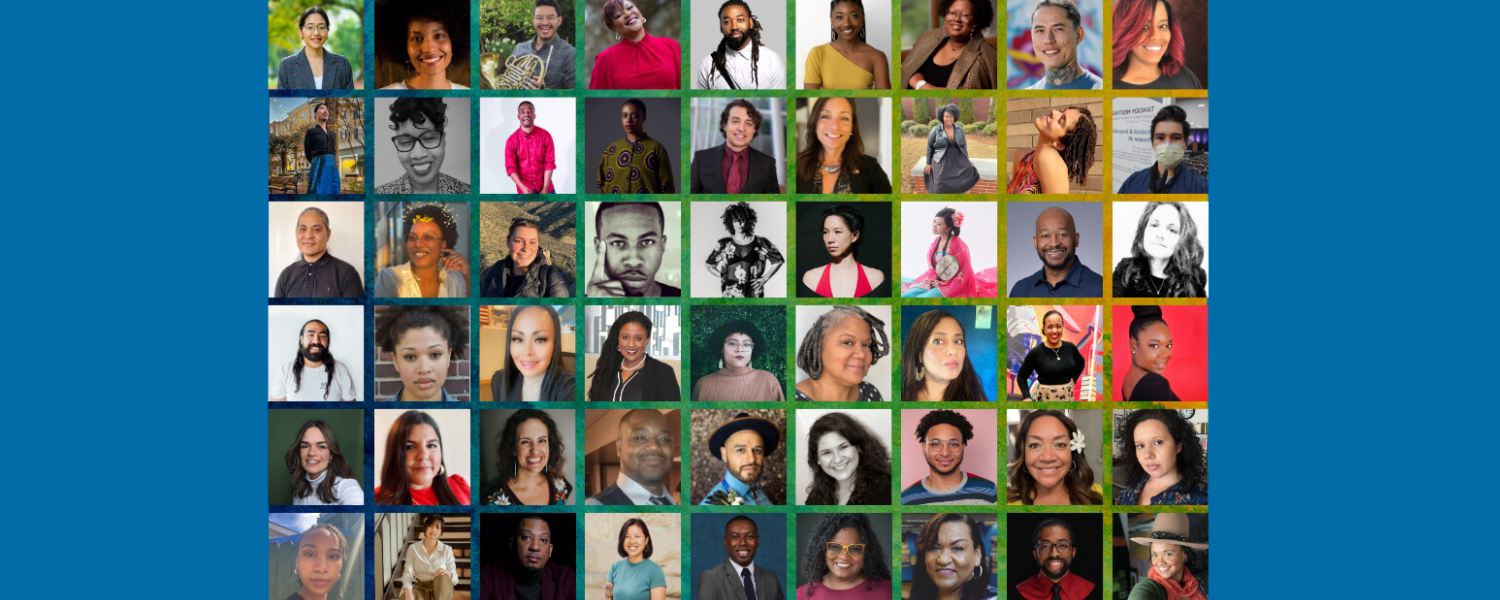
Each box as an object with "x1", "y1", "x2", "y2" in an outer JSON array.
[
  {"x1": 501, "y1": 305, "x2": 569, "y2": 401},
  {"x1": 796, "y1": 97, "x2": 865, "y2": 180},
  {"x1": 900, "y1": 310, "x2": 988, "y2": 402},
  {"x1": 375, "y1": 410, "x2": 461, "y2": 505}
]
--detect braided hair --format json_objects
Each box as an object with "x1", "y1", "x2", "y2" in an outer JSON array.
[
  {"x1": 709, "y1": 0, "x2": 764, "y2": 87},
  {"x1": 1057, "y1": 106, "x2": 1097, "y2": 185},
  {"x1": 290, "y1": 319, "x2": 337, "y2": 400},
  {"x1": 587, "y1": 311, "x2": 654, "y2": 401}
]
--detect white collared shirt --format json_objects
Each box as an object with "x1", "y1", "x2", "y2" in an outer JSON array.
[
  {"x1": 695, "y1": 44, "x2": 785, "y2": 90},
  {"x1": 585, "y1": 472, "x2": 677, "y2": 505},
  {"x1": 401, "y1": 539, "x2": 457, "y2": 590}
]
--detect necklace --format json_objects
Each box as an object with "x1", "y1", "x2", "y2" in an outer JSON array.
[
  {"x1": 620, "y1": 357, "x2": 645, "y2": 371},
  {"x1": 1147, "y1": 274, "x2": 1168, "y2": 297},
  {"x1": 822, "y1": 165, "x2": 841, "y2": 173},
  {"x1": 1044, "y1": 342, "x2": 1063, "y2": 361}
]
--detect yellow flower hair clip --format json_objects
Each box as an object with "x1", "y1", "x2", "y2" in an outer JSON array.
[{"x1": 412, "y1": 215, "x2": 435, "y2": 223}]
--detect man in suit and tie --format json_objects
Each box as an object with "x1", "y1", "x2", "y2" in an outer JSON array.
[
  {"x1": 690, "y1": 100, "x2": 780, "y2": 194},
  {"x1": 697, "y1": 516, "x2": 785, "y2": 600},
  {"x1": 586, "y1": 409, "x2": 678, "y2": 505}
]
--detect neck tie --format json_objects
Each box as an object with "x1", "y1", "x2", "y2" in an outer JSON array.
[
  {"x1": 1052, "y1": 582, "x2": 1062, "y2": 600},
  {"x1": 746, "y1": 486, "x2": 762, "y2": 504},
  {"x1": 727, "y1": 151, "x2": 744, "y2": 194},
  {"x1": 741, "y1": 567, "x2": 757, "y2": 600},
  {"x1": 649, "y1": 495, "x2": 670, "y2": 505}
]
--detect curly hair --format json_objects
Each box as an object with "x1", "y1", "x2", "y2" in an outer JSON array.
[
  {"x1": 587, "y1": 311, "x2": 654, "y2": 402},
  {"x1": 388, "y1": 97, "x2": 449, "y2": 134},
  {"x1": 710, "y1": 2, "x2": 766, "y2": 87},
  {"x1": 828, "y1": 0, "x2": 868, "y2": 42},
  {"x1": 818, "y1": 204, "x2": 866, "y2": 259},
  {"x1": 388, "y1": 2, "x2": 467, "y2": 68},
  {"x1": 495, "y1": 409, "x2": 567, "y2": 482},
  {"x1": 909, "y1": 514, "x2": 991, "y2": 600},
  {"x1": 798, "y1": 513, "x2": 891, "y2": 585},
  {"x1": 719, "y1": 100, "x2": 762, "y2": 139},
  {"x1": 796, "y1": 306, "x2": 889, "y2": 380},
  {"x1": 803, "y1": 412, "x2": 891, "y2": 505},
  {"x1": 616, "y1": 518, "x2": 654, "y2": 558},
  {"x1": 937, "y1": 103, "x2": 962, "y2": 124},
  {"x1": 285, "y1": 420, "x2": 359, "y2": 504},
  {"x1": 900, "y1": 310, "x2": 987, "y2": 402},
  {"x1": 498, "y1": 305, "x2": 570, "y2": 401},
  {"x1": 708, "y1": 319, "x2": 765, "y2": 368},
  {"x1": 290, "y1": 319, "x2": 337, "y2": 400},
  {"x1": 796, "y1": 98, "x2": 866, "y2": 179},
  {"x1": 374, "y1": 305, "x2": 469, "y2": 359},
  {"x1": 1006, "y1": 410, "x2": 1102, "y2": 505},
  {"x1": 915, "y1": 409, "x2": 973, "y2": 443},
  {"x1": 375, "y1": 410, "x2": 461, "y2": 505},
  {"x1": 938, "y1": 0, "x2": 994, "y2": 33},
  {"x1": 720, "y1": 201, "x2": 758, "y2": 236},
  {"x1": 1113, "y1": 202, "x2": 1206, "y2": 297},
  {"x1": 1112, "y1": 0, "x2": 1187, "y2": 78},
  {"x1": 403, "y1": 203, "x2": 460, "y2": 251},
  {"x1": 1113, "y1": 409, "x2": 1207, "y2": 490},
  {"x1": 1057, "y1": 107, "x2": 1096, "y2": 185}
]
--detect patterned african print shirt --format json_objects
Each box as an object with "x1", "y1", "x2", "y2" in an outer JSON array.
[
  {"x1": 596, "y1": 137, "x2": 675, "y2": 194},
  {"x1": 373, "y1": 172, "x2": 471, "y2": 194}
]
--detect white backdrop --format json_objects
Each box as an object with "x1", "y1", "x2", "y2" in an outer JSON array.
[
  {"x1": 793, "y1": 408, "x2": 893, "y2": 504},
  {"x1": 899, "y1": 201, "x2": 998, "y2": 282},
  {"x1": 689, "y1": 201, "x2": 789, "y2": 298},
  {"x1": 268, "y1": 202, "x2": 366, "y2": 297},
  {"x1": 373, "y1": 408, "x2": 472, "y2": 490},
  {"x1": 266, "y1": 305, "x2": 365, "y2": 401},
  {"x1": 1111, "y1": 96, "x2": 1165, "y2": 192},
  {"x1": 794, "y1": 304, "x2": 893, "y2": 401},
  {"x1": 689, "y1": 0, "x2": 789, "y2": 89},
  {"x1": 794, "y1": 0, "x2": 894, "y2": 87},
  {"x1": 479, "y1": 98, "x2": 578, "y2": 194},
  {"x1": 372, "y1": 97, "x2": 472, "y2": 191},
  {"x1": 1110, "y1": 201, "x2": 1210, "y2": 296},
  {"x1": 584, "y1": 201, "x2": 684, "y2": 291}
]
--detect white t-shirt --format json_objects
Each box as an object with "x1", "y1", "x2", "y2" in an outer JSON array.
[{"x1": 270, "y1": 360, "x2": 358, "y2": 401}]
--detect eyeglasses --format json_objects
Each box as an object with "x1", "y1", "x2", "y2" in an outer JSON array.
[
  {"x1": 392, "y1": 131, "x2": 444, "y2": 152},
  {"x1": 826, "y1": 542, "x2": 866, "y2": 558},
  {"x1": 926, "y1": 440, "x2": 963, "y2": 451},
  {"x1": 302, "y1": 24, "x2": 329, "y2": 33},
  {"x1": 1035, "y1": 542, "x2": 1073, "y2": 554},
  {"x1": 533, "y1": 14, "x2": 560, "y2": 22},
  {"x1": 945, "y1": 11, "x2": 973, "y2": 23}
]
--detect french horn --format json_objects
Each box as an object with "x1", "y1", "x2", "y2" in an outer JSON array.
[{"x1": 481, "y1": 52, "x2": 547, "y2": 89}]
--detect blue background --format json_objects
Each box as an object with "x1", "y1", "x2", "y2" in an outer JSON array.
[
  {"x1": 36, "y1": 1, "x2": 1500, "y2": 598},
  {"x1": 900, "y1": 305, "x2": 1000, "y2": 401},
  {"x1": 690, "y1": 513, "x2": 790, "y2": 594}
]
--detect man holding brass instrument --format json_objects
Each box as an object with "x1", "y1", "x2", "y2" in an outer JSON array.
[{"x1": 508, "y1": 0, "x2": 576, "y2": 89}]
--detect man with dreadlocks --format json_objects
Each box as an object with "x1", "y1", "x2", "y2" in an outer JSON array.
[
  {"x1": 694, "y1": 0, "x2": 785, "y2": 90},
  {"x1": 271, "y1": 319, "x2": 358, "y2": 401}
]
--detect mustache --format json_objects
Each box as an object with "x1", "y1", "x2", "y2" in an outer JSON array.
[{"x1": 299, "y1": 344, "x2": 332, "y2": 361}]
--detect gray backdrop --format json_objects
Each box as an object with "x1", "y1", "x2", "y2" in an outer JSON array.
[
  {"x1": 1005, "y1": 201, "x2": 1103, "y2": 294},
  {"x1": 689, "y1": 0, "x2": 788, "y2": 88},
  {"x1": 584, "y1": 98, "x2": 683, "y2": 192},
  {"x1": 794, "y1": 513, "x2": 894, "y2": 585},
  {"x1": 372, "y1": 97, "x2": 472, "y2": 191},
  {"x1": 583, "y1": 0, "x2": 683, "y2": 86}
]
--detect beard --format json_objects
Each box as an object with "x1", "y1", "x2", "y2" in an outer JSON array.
[
  {"x1": 1036, "y1": 245, "x2": 1075, "y2": 270},
  {"x1": 1040, "y1": 556, "x2": 1071, "y2": 580},
  {"x1": 722, "y1": 29, "x2": 751, "y2": 50},
  {"x1": 299, "y1": 343, "x2": 333, "y2": 364},
  {"x1": 523, "y1": 565, "x2": 542, "y2": 578}
]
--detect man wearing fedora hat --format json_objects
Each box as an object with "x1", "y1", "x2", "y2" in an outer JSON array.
[
  {"x1": 1014, "y1": 516, "x2": 1100, "y2": 600},
  {"x1": 699, "y1": 413, "x2": 781, "y2": 505},
  {"x1": 1126, "y1": 514, "x2": 1207, "y2": 600}
]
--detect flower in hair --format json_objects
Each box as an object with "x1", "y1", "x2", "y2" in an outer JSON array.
[
  {"x1": 948, "y1": 209, "x2": 966, "y2": 227},
  {"x1": 1070, "y1": 430, "x2": 1085, "y2": 452},
  {"x1": 412, "y1": 215, "x2": 435, "y2": 223}
]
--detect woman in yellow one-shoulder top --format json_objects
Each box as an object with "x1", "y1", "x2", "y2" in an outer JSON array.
[{"x1": 803, "y1": 0, "x2": 890, "y2": 90}]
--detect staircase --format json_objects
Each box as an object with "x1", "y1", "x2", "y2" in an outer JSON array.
[{"x1": 376, "y1": 514, "x2": 472, "y2": 600}]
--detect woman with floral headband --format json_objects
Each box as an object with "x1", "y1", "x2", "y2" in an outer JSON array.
[
  {"x1": 904, "y1": 207, "x2": 986, "y2": 298},
  {"x1": 375, "y1": 204, "x2": 470, "y2": 299}
]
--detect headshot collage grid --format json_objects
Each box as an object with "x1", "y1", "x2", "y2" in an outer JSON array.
[{"x1": 265, "y1": 2, "x2": 1212, "y2": 600}]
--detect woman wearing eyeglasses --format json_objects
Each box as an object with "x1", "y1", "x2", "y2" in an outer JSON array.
[
  {"x1": 278, "y1": 6, "x2": 354, "y2": 90},
  {"x1": 375, "y1": 98, "x2": 471, "y2": 194},
  {"x1": 795, "y1": 514, "x2": 892, "y2": 600},
  {"x1": 899, "y1": 0, "x2": 997, "y2": 90},
  {"x1": 374, "y1": 204, "x2": 470, "y2": 299}
]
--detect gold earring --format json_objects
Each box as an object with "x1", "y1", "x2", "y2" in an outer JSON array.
[{"x1": 916, "y1": 365, "x2": 925, "y2": 381}]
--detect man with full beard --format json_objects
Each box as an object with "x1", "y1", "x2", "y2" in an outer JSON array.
[
  {"x1": 901, "y1": 409, "x2": 997, "y2": 505},
  {"x1": 1009, "y1": 206, "x2": 1103, "y2": 298},
  {"x1": 695, "y1": 0, "x2": 785, "y2": 89},
  {"x1": 1013, "y1": 517, "x2": 1099, "y2": 600},
  {"x1": 481, "y1": 516, "x2": 576, "y2": 600},
  {"x1": 699, "y1": 413, "x2": 781, "y2": 505},
  {"x1": 271, "y1": 319, "x2": 357, "y2": 401}
]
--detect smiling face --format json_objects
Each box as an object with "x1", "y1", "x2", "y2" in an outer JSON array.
[
  {"x1": 1031, "y1": 5, "x2": 1081, "y2": 69},
  {"x1": 617, "y1": 410, "x2": 673, "y2": 486},
  {"x1": 618, "y1": 321, "x2": 649, "y2": 364},
  {"x1": 532, "y1": 4, "x2": 559, "y2": 42},
  {"x1": 1130, "y1": 1, "x2": 1171, "y2": 68},
  {"x1": 599, "y1": 205, "x2": 666, "y2": 296},
  {"x1": 722, "y1": 332, "x2": 754, "y2": 369},
  {"x1": 1032, "y1": 525, "x2": 1073, "y2": 581},
  {"x1": 925, "y1": 521, "x2": 979, "y2": 594},
  {"x1": 406, "y1": 18, "x2": 453, "y2": 78},
  {"x1": 406, "y1": 221, "x2": 447, "y2": 270},
  {"x1": 1034, "y1": 108, "x2": 1083, "y2": 142},
  {"x1": 608, "y1": 1, "x2": 645, "y2": 35},
  {"x1": 300, "y1": 321, "x2": 330, "y2": 362},
  {"x1": 392, "y1": 117, "x2": 445, "y2": 188},
  {"x1": 822, "y1": 215, "x2": 859, "y2": 260},
  {"x1": 1140, "y1": 205, "x2": 1182, "y2": 262},
  {"x1": 1132, "y1": 418, "x2": 1180, "y2": 480},
  {"x1": 1042, "y1": 313, "x2": 1065, "y2": 347},
  {"x1": 1149, "y1": 542, "x2": 1186, "y2": 582},
  {"x1": 1033, "y1": 208, "x2": 1079, "y2": 271},
  {"x1": 724, "y1": 106, "x2": 756, "y2": 152},
  {"x1": 622, "y1": 524, "x2": 648, "y2": 559},
  {"x1": 299, "y1": 426, "x2": 332, "y2": 478},
  {"x1": 404, "y1": 423, "x2": 442, "y2": 488},
  {"x1": 816, "y1": 431, "x2": 860, "y2": 483},
  {"x1": 724, "y1": 519, "x2": 760, "y2": 567},
  {"x1": 296, "y1": 211, "x2": 331, "y2": 259},
  {"x1": 300, "y1": 12, "x2": 329, "y2": 50},
  {"x1": 921, "y1": 317, "x2": 967, "y2": 384},
  {"x1": 1130, "y1": 322, "x2": 1173, "y2": 375},
  {"x1": 826, "y1": 527, "x2": 866, "y2": 581},
  {"x1": 296, "y1": 527, "x2": 343, "y2": 597},
  {"x1": 1023, "y1": 415, "x2": 1072, "y2": 491},
  {"x1": 514, "y1": 418, "x2": 551, "y2": 475},
  {"x1": 815, "y1": 98, "x2": 855, "y2": 155},
  {"x1": 830, "y1": 1, "x2": 864, "y2": 40},
  {"x1": 944, "y1": 0, "x2": 976, "y2": 39},
  {"x1": 517, "y1": 102, "x2": 537, "y2": 131},
  {"x1": 722, "y1": 428, "x2": 766, "y2": 484},
  {"x1": 509, "y1": 307, "x2": 555, "y2": 379},
  {"x1": 394, "y1": 326, "x2": 451, "y2": 401},
  {"x1": 819, "y1": 315, "x2": 874, "y2": 387},
  {"x1": 515, "y1": 518, "x2": 553, "y2": 572},
  {"x1": 508, "y1": 224, "x2": 541, "y2": 268},
  {"x1": 923, "y1": 423, "x2": 966, "y2": 476},
  {"x1": 720, "y1": 4, "x2": 752, "y2": 43}
]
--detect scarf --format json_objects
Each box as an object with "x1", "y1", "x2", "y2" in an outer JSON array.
[{"x1": 1148, "y1": 566, "x2": 1205, "y2": 600}]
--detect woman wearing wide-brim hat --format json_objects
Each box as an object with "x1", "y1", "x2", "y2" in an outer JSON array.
[{"x1": 1127, "y1": 513, "x2": 1208, "y2": 600}]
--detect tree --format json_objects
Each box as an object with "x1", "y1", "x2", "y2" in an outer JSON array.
[
  {"x1": 270, "y1": 133, "x2": 296, "y2": 175},
  {"x1": 912, "y1": 98, "x2": 932, "y2": 125},
  {"x1": 987, "y1": 98, "x2": 998, "y2": 124},
  {"x1": 957, "y1": 98, "x2": 976, "y2": 124}
]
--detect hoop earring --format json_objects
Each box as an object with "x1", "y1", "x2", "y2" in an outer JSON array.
[
  {"x1": 916, "y1": 364, "x2": 925, "y2": 381},
  {"x1": 1069, "y1": 460, "x2": 1078, "y2": 473},
  {"x1": 831, "y1": 28, "x2": 837, "y2": 42},
  {"x1": 615, "y1": 30, "x2": 622, "y2": 41},
  {"x1": 970, "y1": 564, "x2": 983, "y2": 581},
  {"x1": 860, "y1": 26, "x2": 866, "y2": 41}
]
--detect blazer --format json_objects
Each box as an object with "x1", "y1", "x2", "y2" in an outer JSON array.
[
  {"x1": 927, "y1": 124, "x2": 968, "y2": 166},
  {"x1": 481, "y1": 562, "x2": 576, "y2": 600},
  {"x1": 691, "y1": 145, "x2": 780, "y2": 194},
  {"x1": 697, "y1": 559, "x2": 785, "y2": 600},
  {"x1": 795, "y1": 155, "x2": 892, "y2": 194},
  {"x1": 899, "y1": 29, "x2": 998, "y2": 90},
  {"x1": 278, "y1": 47, "x2": 354, "y2": 90}
]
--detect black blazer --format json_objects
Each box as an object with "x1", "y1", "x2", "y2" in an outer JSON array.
[
  {"x1": 277, "y1": 47, "x2": 354, "y2": 90},
  {"x1": 690, "y1": 145, "x2": 780, "y2": 194},
  {"x1": 795, "y1": 155, "x2": 892, "y2": 194}
]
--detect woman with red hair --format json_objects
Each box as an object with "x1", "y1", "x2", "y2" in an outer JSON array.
[
  {"x1": 1112, "y1": 0, "x2": 1202, "y2": 89},
  {"x1": 589, "y1": 0, "x2": 682, "y2": 89}
]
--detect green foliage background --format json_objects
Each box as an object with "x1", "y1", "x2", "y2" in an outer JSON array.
[
  {"x1": 266, "y1": 0, "x2": 364, "y2": 87},
  {"x1": 481, "y1": 0, "x2": 577, "y2": 52},
  {"x1": 687, "y1": 305, "x2": 789, "y2": 395}
]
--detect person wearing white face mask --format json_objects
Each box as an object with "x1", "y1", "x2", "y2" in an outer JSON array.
[{"x1": 1117, "y1": 105, "x2": 1207, "y2": 194}]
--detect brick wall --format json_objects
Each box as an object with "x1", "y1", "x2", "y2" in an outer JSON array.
[
  {"x1": 1005, "y1": 98, "x2": 1106, "y2": 194},
  {"x1": 911, "y1": 158, "x2": 1001, "y2": 195},
  {"x1": 375, "y1": 351, "x2": 471, "y2": 401}
]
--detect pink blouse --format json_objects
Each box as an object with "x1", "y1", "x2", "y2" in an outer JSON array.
[{"x1": 589, "y1": 31, "x2": 681, "y2": 90}]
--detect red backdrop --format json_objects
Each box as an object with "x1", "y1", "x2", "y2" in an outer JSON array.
[{"x1": 1111, "y1": 306, "x2": 1207, "y2": 401}]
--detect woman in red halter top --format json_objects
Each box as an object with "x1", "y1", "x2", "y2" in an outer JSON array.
[{"x1": 802, "y1": 204, "x2": 885, "y2": 298}]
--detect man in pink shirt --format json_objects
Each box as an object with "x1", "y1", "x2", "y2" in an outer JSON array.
[{"x1": 505, "y1": 101, "x2": 556, "y2": 193}]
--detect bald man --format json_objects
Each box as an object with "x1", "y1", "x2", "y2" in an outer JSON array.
[
  {"x1": 1009, "y1": 207, "x2": 1103, "y2": 297},
  {"x1": 586, "y1": 409, "x2": 678, "y2": 505}
]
